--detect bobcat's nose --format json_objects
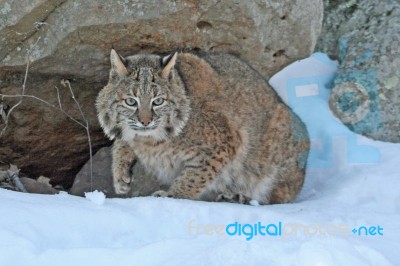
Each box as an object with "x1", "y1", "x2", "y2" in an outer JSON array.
[{"x1": 140, "y1": 117, "x2": 152, "y2": 126}]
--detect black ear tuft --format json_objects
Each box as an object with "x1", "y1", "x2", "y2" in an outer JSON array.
[
  {"x1": 162, "y1": 54, "x2": 173, "y2": 66},
  {"x1": 119, "y1": 54, "x2": 127, "y2": 66}
]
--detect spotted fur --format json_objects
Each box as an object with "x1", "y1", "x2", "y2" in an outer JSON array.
[{"x1": 96, "y1": 50, "x2": 310, "y2": 204}]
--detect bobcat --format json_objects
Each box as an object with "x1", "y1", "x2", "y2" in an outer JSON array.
[{"x1": 96, "y1": 49, "x2": 310, "y2": 204}]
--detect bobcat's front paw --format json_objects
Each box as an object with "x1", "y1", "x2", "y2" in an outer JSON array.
[
  {"x1": 216, "y1": 192, "x2": 251, "y2": 204},
  {"x1": 113, "y1": 173, "x2": 132, "y2": 195},
  {"x1": 152, "y1": 190, "x2": 172, "y2": 198}
]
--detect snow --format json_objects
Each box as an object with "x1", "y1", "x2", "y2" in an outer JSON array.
[
  {"x1": 249, "y1": 199, "x2": 260, "y2": 206},
  {"x1": 1, "y1": 53, "x2": 399, "y2": 265},
  {"x1": 85, "y1": 190, "x2": 106, "y2": 205}
]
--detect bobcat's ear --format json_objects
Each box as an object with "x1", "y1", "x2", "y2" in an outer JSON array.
[
  {"x1": 110, "y1": 49, "x2": 128, "y2": 77},
  {"x1": 161, "y1": 52, "x2": 178, "y2": 79}
]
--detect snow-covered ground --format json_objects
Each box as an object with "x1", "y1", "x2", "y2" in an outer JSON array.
[{"x1": 1, "y1": 54, "x2": 399, "y2": 266}]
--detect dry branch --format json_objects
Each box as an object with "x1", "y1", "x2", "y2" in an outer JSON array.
[
  {"x1": 0, "y1": 37, "x2": 40, "y2": 136},
  {"x1": 0, "y1": 84, "x2": 94, "y2": 191},
  {"x1": 8, "y1": 170, "x2": 28, "y2": 193},
  {"x1": 60, "y1": 79, "x2": 93, "y2": 190},
  {"x1": 0, "y1": 163, "x2": 27, "y2": 192},
  {"x1": 0, "y1": 37, "x2": 94, "y2": 191}
]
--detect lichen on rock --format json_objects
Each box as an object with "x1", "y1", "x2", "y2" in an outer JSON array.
[{"x1": 319, "y1": 0, "x2": 400, "y2": 142}]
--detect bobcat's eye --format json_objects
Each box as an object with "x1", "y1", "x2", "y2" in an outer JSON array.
[
  {"x1": 152, "y1": 98, "x2": 165, "y2": 106},
  {"x1": 125, "y1": 98, "x2": 137, "y2": 106}
]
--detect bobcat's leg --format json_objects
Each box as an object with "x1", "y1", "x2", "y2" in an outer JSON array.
[
  {"x1": 153, "y1": 166, "x2": 219, "y2": 199},
  {"x1": 152, "y1": 147, "x2": 231, "y2": 200},
  {"x1": 112, "y1": 139, "x2": 136, "y2": 194},
  {"x1": 152, "y1": 121, "x2": 240, "y2": 200}
]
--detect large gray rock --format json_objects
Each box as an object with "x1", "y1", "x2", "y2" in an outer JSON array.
[
  {"x1": 318, "y1": 0, "x2": 400, "y2": 142},
  {"x1": 1, "y1": 0, "x2": 323, "y2": 79},
  {"x1": 1, "y1": 0, "x2": 323, "y2": 187},
  {"x1": 70, "y1": 146, "x2": 160, "y2": 198}
]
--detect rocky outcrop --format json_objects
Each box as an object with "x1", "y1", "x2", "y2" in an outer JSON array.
[
  {"x1": 317, "y1": 0, "x2": 400, "y2": 142},
  {"x1": 1, "y1": 0, "x2": 323, "y2": 79},
  {"x1": 1, "y1": 0, "x2": 323, "y2": 188}
]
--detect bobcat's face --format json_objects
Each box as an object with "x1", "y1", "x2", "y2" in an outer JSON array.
[{"x1": 97, "y1": 51, "x2": 190, "y2": 141}]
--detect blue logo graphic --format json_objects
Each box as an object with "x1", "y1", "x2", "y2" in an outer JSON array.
[
  {"x1": 222, "y1": 221, "x2": 383, "y2": 241},
  {"x1": 187, "y1": 220, "x2": 384, "y2": 240},
  {"x1": 225, "y1": 221, "x2": 283, "y2": 241},
  {"x1": 352, "y1": 225, "x2": 384, "y2": 236}
]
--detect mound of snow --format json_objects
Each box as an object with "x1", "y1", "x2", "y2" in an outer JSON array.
[{"x1": 85, "y1": 190, "x2": 106, "y2": 205}]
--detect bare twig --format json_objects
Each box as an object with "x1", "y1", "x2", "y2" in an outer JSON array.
[
  {"x1": 56, "y1": 86, "x2": 63, "y2": 109},
  {"x1": 8, "y1": 170, "x2": 28, "y2": 193},
  {"x1": 0, "y1": 35, "x2": 94, "y2": 192},
  {"x1": 61, "y1": 79, "x2": 93, "y2": 191},
  {"x1": 0, "y1": 93, "x2": 86, "y2": 128},
  {"x1": 0, "y1": 56, "x2": 30, "y2": 136},
  {"x1": 0, "y1": 85, "x2": 94, "y2": 191},
  {"x1": 1, "y1": 164, "x2": 28, "y2": 193},
  {"x1": 0, "y1": 103, "x2": 8, "y2": 122},
  {"x1": 0, "y1": 37, "x2": 41, "y2": 136}
]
